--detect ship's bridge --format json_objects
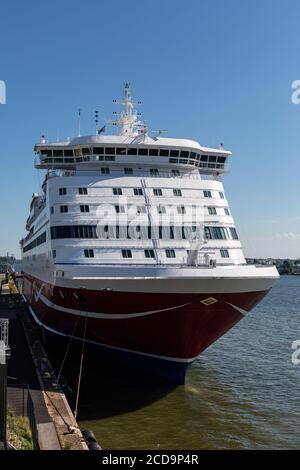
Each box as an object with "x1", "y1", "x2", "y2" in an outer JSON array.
[{"x1": 34, "y1": 135, "x2": 231, "y2": 174}]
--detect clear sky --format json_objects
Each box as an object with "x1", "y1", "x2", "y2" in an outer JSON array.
[{"x1": 1, "y1": 0, "x2": 300, "y2": 259}]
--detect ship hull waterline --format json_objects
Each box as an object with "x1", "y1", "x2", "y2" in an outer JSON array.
[{"x1": 22, "y1": 272, "x2": 272, "y2": 383}]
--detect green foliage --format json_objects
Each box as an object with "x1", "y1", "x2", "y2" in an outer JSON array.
[{"x1": 7, "y1": 409, "x2": 34, "y2": 450}]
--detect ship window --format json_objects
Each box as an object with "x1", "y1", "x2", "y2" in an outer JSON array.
[
  {"x1": 64, "y1": 149, "x2": 73, "y2": 157},
  {"x1": 201, "y1": 154, "x2": 209, "y2": 162},
  {"x1": 80, "y1": 205, "x2": 90, "y2": 213},
  {"x1": 149, "y1": 148, "x2": 159, "y2": 156},
  {"x1": 144, "y1": 249, "x2": 155, "y2": 258},
  {"x1": 105, "y1": 147, "x2": 115, "y2": 155},
  {"x1": 224, "y1": 208, "x2": 230, "y2": 216},
  {"x1": 78, "y1": 187, "x2": 88, "y2": 195},
  {"x1": 138, "y1": 148, "x2": 148, "y2": 156},
  {"x1": 209, "y1": 155, "x2": 217, "y2": 163},
  {"x1": 128, "y1": 148, "x2": 137, "y2": 155},
  {"x1": 159, "y1": 149, "x2": 169, "y2": 157},
  {"x1": 105, "y1": 156, "x2": 115, "y2": 161},
  {"x1": 101, "y1": 167, "x2": 110, "y2": 174},
  {"x1": 220, "y1": 249, "x2": 229, "y2": 258},
  {"x1": 60, "y1": 205, "x2": 68, "y2": 213},
  {"x1": 173, "y1": 189, "x2": 182, "y2": 197},
  {"x1": 172, "y1": 170, "x2": 180, "y2": 176},
  {"x1": 170, "y1": 150, "x2": 179, "y2": 157},
  {"x1": 23, "y1": 231, "x2": 47, "y2": 252},
  {"x1": 203, "y1": 190, "x2": 212, "y2": 198},
  {"x1": 53, "y1": 150, "x2": 63, "y2": 157},
  {"x1": 218, "y1": 156, "x2": 226, "y2": 163},
  {"x1": 219, "y1": 192, "x2": 224, "y2": 199},
  {"x1": 59, "y1": 188, "x2": 67, "y2": 195},
  {"x1": 84, "y1": 249, "x2": 94, "y2": 258},
  {"x1": 124, "y1": 167, "x2": 133, "y2": 174},
  {"x1": 229, "y1": 227, "x2": 238, "y2": 240},
  {"x1": 122, "y1": 249, "x2": 132, "y2": 258},
  {"x1": 134, "y1": 188, "x2": 143, "y2": 196},
  {"x1": 52, "y1": 250, "x2": 56, "y2": 258},
  {"x1": 208, "y1": 207, "x2": 217, "y2": 215},
  {"x1": 115, "y1": 205, "x2": 125, "y2": 213},
  {"x1": 50, "y1": 206, "x2": 54, "y2": 214},
  {"x1": 157, "y1": 206, "x2": 166, "y2": 214},
  {"x1": 113, "y1": 188, "x2": 123, "y2": 195},
  {"x1": 150, "y1": 168, "x2": 159, "y2": 176},
  {"x1": 116, "y1": 147, "x2": 127, "y2": 155},
  {"x1": 93, "y1": 147, "x2": 104, "y2": 155},
  {"x1": 190, "y1": 152, "x2": 196, "y2": 159},
  {"x1": 153, "y1": 188, "x2": 162, "y2": 196},
  {"x1": 177, "y1": 205, "x2": 186, "y2": 214},
  {"x1": 82, "y1": 148, "x2": 91, "y2": 155},
  {"x1": 169, "y1": 158, "x2": 178, "y2": 164},
  {"x1": 180, "y1": 151, "x2": 189, "y2": 158},
  {"x1": 166, "y1": 249, "x2": 176, "y2": 258},
  {"x1": 136, "y1": 205, "x2": 146, "y2": 214}
]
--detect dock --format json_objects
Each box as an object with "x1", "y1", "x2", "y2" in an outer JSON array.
[{"x1": 0, "y1": 274, "x2": 88, "y2": 450}]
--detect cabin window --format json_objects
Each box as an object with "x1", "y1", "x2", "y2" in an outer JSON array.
[
  {"x1": 64, "y1": 149, "x2": 73, "y2": 157},
  {"x1": 180, "y1": 151, "x2": 189, "y2": 158},
  {"x1": 220, "y1": 249, "x2": 230, "y2": 258},
  {"x1": 101, "y1": 168, "x2": 110, "y2": 174},
  {"x1": 124, "y1": 167, "x2": 133, "y2": 174},
  {"x1": 208, "y1": 207, "x2": 217, "y2": 215},
  {"x1": 219, "y1": 192, "x2": 224, "y2": 199},
  {"x1": 170, "y1": 150, "x2": 179, "y2": 157},
  {"x1": 157, "y1": 206, "x2": 166, "y2": 214},
  {"x1": 115, "y1": 205, "x2": 125, "y2": 213},
  {"x1": 153, "y1": 188, "x2": 162, "y2": 196},
  {"x1": 150, "y1": 168, "x2": 159, "y2": 176},
  {"x1": 203, "y1": 190, "x2": 212, "y2": 198},
  {"x1": 52, "y1": 250, "x2": 56, "y2": 258},
  {"x1": 224, "y1": 208, "x2": 230, "y2": 216},
  {"x1": 172, "y1": 170, "x2": 180, "y2": 176},
  {"x1": 177, "y1": 205, "x2": 186, "y2": 214},
  {"x1": 80, "y1": 205, "x2": 90, "y2": 213},
  {"x1": 60, "y1": 205, "x2": 68, "y2": 213},
  {"x1": 53, "y1": 150, "x2": 63, "y2": 157},
  {"x1": 173, "y1": 189, "x2": 182, "y2": 197},
  {"x1": 136, "y1": 206, "x2": 146, "y2": 214},
  {"x1": 166, "y1": 249, "x2": 176, "y2": 258},
  {"x1": 229, "y1": 227, "x2": 238, "y2": 240},
  {"x1": 144, "y1": 249, "x2": 155, "y2": 258},
  {"x1": 138, "y1": 148, "x2": 148, "y2": 156},
  {"x1": 149, "y1": 148, "x2": 159, "y2": 156},
  {"x1": 113, "y1": 188, "x2": 122, "y2": 195},
  {"x1": 159, "y1": 149, "x2": 169, "y2": 157},
  {"x1": 122, "y1": 249, "x2": 132, "y2": 258},
  {"x1": 50, "y1": 206, "x2": 54, "y2": 214},
  {"x1": 134, "y1": 188, "x2": 143, "y2": 196},
  {"x1": 59, "y1": 188, "x2": 67, "y2": 195},
  {"x1": 78, "y1": 187, "x2": 88, "y2": 195},
  {"x1": 218, "y1": 156, "x2": 226, "y2": 164},
  {"x1": 82, "y1": 148, "x2": 91, "y2": 155},
  {"x1": 84, "y1": 249, "x2": 94, "y2": 258},
  {"x1": 128, "y1": 148, "x2": 137, "y2": 155}
]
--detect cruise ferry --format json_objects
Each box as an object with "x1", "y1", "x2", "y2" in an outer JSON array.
[{"x1": 20, "y1": 84, "x2": 279, "y2": 382}]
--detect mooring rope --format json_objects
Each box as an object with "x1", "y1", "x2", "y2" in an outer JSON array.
[
  {"x1": 74, "y1": 317, "x2": 87, "y2": 420},
  {"x1": 57, "y1": 315, "x2": 80, "y2": 384}
]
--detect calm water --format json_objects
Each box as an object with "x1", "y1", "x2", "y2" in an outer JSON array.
[{"x1": 53, "y1": 276, "x2": 300, "y2": 449}]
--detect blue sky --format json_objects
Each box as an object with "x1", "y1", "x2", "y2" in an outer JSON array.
[{"x1": 1, "y1": 0, "x2": 300, "y2": 258}]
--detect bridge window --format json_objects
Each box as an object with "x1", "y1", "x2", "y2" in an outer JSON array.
[
  {"x1": 149, "y1": 149, "x2": 159, "y2": 156},
  {"x1": 229, "y1": 227, "x2": 238, "y2": 240},
  {"x1": 117, "y1": 148, "x2": 126, "y2": 155},
  {"x1": 53, "y1": 150, "x2": 63, "y2": 157},
  {"x1": 180, "y1": 151, "x2": 189, "y2": 158},
  {"x1": 105, "y1": 147, "x2": 115, "y2": 155},
  {"x1": 93, "y1": 147, "x2": 104, "y2": 155},
  {"x1": 64, "y1": 149, "x2": 73, "y2": 157},
  {"x1": 128, "y1": 148, "x2": 137, "y2": 155},
  {"x1": 82, "y1": 148, "x2": 91, "y2": 155},
  {"x1": 138, "y1": 148, "x2": 148, "y2": 156},
  {"x1": 159, "y1": 149, "x2": 169, "y2": 157},
  {"x1": 170, "y1": 150, "x2": 179, "y2": 157}
]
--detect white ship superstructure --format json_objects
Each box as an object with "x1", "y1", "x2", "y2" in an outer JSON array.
[{"x1": 21, "y1": 84, "x2": 279, "y2": 382}]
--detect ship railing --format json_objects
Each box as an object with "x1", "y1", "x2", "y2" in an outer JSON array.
[{"x1": 183, "y1": 252, "x2": 217, "y2": 268}]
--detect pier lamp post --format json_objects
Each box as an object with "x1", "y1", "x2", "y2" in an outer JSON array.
[{"x1": 0, "y1": 320, "x2": 10, "y2": 450}]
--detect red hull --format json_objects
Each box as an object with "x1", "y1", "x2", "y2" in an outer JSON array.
[{"x1": 22, "y1": 273, "x2": 268, "y2": 365}]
